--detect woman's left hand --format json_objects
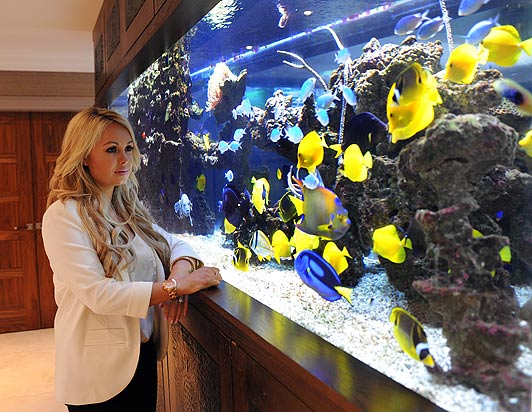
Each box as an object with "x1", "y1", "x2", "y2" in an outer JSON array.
[{"x1": 160, "y1": 295, "x2": 188, "y2": 324}]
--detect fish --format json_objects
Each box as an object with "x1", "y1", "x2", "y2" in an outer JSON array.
[
  {"x1": 394, "y1": 10, "x2": 429, "y2": 35},
  {"x1": 202, "y1": 132, "x2": 211, "y2": 151},
  {"x1": 316, "y1": 92, "x2": 339, "y2": 109},
  {"x1": 416, "y1": 16, "x2": 445, "y2": 40},
  {"x1": 225, "y1": 170, "x2": 234, "y2": 182},
  {"x1": 223, "y1": 218, "x2": 236, "y2": 234},
  {"x1": 299, "y1": 77, "x2": 316, "y2": 103},
  {"x1": 251, "y1": 176, "x2": 270, "y2": 214},
  {"x1": 220, "y1": 184, "x2": 252, "y2": 227},
  {"x1": 334, "y1": 112, "x2": 388, "y2": 154},
  {"x1": 335, "y1": 48, "x2": 351, "y2": 64},
  {"x1": 276, "y1": 168, "x2": 282, "y2": 180},
  {"x1": 297, "y1": 131, "x2": 327, "y2": 174},
  {"x1": 218, "y1": 140, "x2": 230, "y2": 154},
  {"x1": 472, "y1": 229, "x2": 512, "y2": 264},
  {"x1": 232, "y1": 241, "x2": 252, "y2": 271},
  {"x1": 389, "y1": 307, "x2": 435, "y2": 368},
  {"x1": 458, "y1": 0, "x2": 489, "y2": 17},
  {"x1": 322, "y1": 242, "x2": 352, "y2": 275},
  {"x1": 341, "y1": 86, "x2": 357, "y2": 107},
  {"x1": 249, "y1": 230, "x2": 275, "y2": 262},
  {"x1": 315, "y1": 108, "x2": 329, "y2": 127},
  {"x1": 387, "y1": 63, "x2": 442, "y2": 143},
  {"x1": 286, "y1": 125, "x2": 304, "y2": 144},
  {"x1": 465, "y1": 14, "x2": 499, "y2": 45},
  {"x1": 232, "y1": 98, "x2": 253, "y2": 119},
  {"x1": 340, "y1": 144, "x2": 373, "y2": 183},
  {"x1": 292, "y1": 176, "x2": 351, "y2": 241},
  {"x1": 291, "y1": 227, "x2": 320, "y2": 255},
  {"x1": 372, "y1": 224, "x2": 413, "y2": 264},
  {"x1": 492, "y1": 78, "x2": 532, "y2": 116},
  {"x1": 165, "y1": 101, "x2": 172, "y2": 122},
  {"x1": 174, "y1": 192, "x2": 193, "y2": 226},
  {"x1": 270, "y1": 127, "x2": 282, "y2": 142},
  {"x1": 518, "y1": 130, "x2": 532, "y2": 157},
  {"x1": 294, "y1": 250, "x2": 353, "y2": 303},
  {"x1": 228, "y1": 140, "x2": 242, "y2": 152},
  {"x1": 271, "y1": 230, "x2": 292, "y2": 263},
  {"x1": 233, "y1": 128, "x2": 246, "y2": 141},
  {"x1": 277, "y1": 191, "x2": 298, "y2": 222},
  {"x1": 195, "y1": 173, "x2": 206, "y2": 192},
  {"x1": 480, "y1": 25, "x2": 532, "y2": 67},
  {"x1": 444, "y1": 43, "x2": 488, "y2": 84},
  {"x1": 302, "y1": 173, "x2": 321, "y2": 190}
]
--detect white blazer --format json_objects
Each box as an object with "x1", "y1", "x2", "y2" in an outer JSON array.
[{"x1": 42, "y1": 199, "x2": 202, "y2": 405}]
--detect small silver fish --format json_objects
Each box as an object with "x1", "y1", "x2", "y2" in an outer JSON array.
[
  {"x1": 459, "y1": 0, "x2": 490, "y2": 16},
  {"x1": 465, "y1": 14, "x2": 499, "y2": 44},
  {"x1": 394, "y1": 10, "x2": 429, "y2": 35},
  {"x1": 225, "y1": 170, "x2": 234, "y2": 182},
  {"x1": 416, "y1": 16, "x2": 445, "y2": 40},
  {"x1": 315, "y1": 108, "x2": 329, "y2": 127}
]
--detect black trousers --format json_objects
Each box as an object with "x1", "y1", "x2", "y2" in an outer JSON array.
[{"x1": 67, "y1": 338, "x2": 157, "y2": 412}]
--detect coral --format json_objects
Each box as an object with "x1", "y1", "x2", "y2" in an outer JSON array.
[{"x1": 205, "y1": 62, "x2": 247, "y2": 123}]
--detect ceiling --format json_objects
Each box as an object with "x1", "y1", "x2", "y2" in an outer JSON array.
[{"x1": 0, "y1": 0, "x2": 104, "y2": 73}]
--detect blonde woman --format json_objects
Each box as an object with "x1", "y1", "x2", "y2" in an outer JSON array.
[{"x1": 42, "y1": 107, "x2": 222, "y2": 412}]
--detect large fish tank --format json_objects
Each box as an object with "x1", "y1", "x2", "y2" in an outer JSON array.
[{"x1": 110, "y1": 0, "x2": 532, "y2": 411}]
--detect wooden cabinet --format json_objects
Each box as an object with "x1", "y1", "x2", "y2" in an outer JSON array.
[
  {"x1": 0, "y1": 112, "x2": 72, "y2": 333},
  {"x1": 162, "y1": 283, "x2": 445, "y2": 412}
]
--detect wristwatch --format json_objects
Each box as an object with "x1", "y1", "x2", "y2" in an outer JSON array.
[{"x1": 162, "y1": 278, "x2": 179, "y2": 300}]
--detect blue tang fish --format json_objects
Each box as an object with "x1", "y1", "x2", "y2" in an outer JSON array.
[
  {"x1": 294, "y1": 250, "x2": 353, "y2": 303},
  {"x1": 292, "y1": 177, "x2": 351, "y2": 241},
  {"x1": 219, "y1": 184, "x2": 252, "y2": 227}
]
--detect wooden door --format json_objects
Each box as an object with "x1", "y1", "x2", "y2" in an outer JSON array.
[
  {"x1": 0, "y1": 113, "x2": 40, "y2": 333},
  {"x1": 31, "y1": 112, "x2": 72, "y2": 328}
]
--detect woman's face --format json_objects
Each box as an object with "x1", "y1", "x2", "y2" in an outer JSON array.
[{"x1": 85, "y1": 123, "x2": 134, "y2": 199}]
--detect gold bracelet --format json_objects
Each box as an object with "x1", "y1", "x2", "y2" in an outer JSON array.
[
  {"x1": 171, "y1": 256, "x2": 198, "y2": 273},
  {"x1": 162, "y1": 278, "x2": 179, "y2": 300}
]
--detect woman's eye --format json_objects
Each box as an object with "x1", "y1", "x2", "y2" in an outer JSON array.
[
  {"x1": 106, "y1": 147, "x2": 117, "y2": 153},
  {"x1": 125, "y1": 145, "x2": 134, "y2": 152}
]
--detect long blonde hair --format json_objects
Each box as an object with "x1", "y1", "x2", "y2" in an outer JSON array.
[{"x1": 47, "y1": 106, "x2": 170, "y2": 279}]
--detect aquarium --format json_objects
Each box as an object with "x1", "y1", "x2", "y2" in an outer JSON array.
[{"x1": 111, "y1": 0, "x2": 532, "y2": 411}]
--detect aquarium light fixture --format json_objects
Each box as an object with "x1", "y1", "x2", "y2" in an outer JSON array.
[{"x1": 190, "y1": 0, "x2": 410, "y2": 80}]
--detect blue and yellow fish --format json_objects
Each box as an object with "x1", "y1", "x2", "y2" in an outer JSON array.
[
  {"x1": 372, "y1": 224, "x2": 412, "y2": 264},
  {"x1": 294, "y1": 250, "x2": 353, "y2": 303},
  {"x1": 493, "y1": 78, "x2": 532, "y2": 116},
  {"x1": 292, "y1": 177, "x2": 351, "y2": 241},
  {"x1": 390, "y1": 307, "x2": 435, "y2": 367},
  {"x1": 232, "y1": 241, "x2": 252, "y2": 271},
  {"x1": 251, "y1": 176, "x2": 270, "y2": 214}
]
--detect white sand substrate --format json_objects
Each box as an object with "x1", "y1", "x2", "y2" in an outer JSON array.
[{"x1": 181, "y1": 232, "x2": 532, "y2": 412}]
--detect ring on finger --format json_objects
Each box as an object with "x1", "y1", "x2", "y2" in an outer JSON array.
[{"x1": 178, "y1": 296, "x2": 184, "y2": 303}]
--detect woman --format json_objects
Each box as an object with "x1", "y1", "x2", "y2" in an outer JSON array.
[{"x1": 42, "y1": 107, "x2": 222, "y2": 411}]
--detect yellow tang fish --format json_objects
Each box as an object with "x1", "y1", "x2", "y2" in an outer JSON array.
[
  {"x1": 472, "y1": 228, "x2": 512, "y2": 264},
  {"x1": 390, "y1": 307, "x2": 435, "y2": 368},
  {"x1": 387, "y1": 63, "x2": 442, "y2": 143},
  {"x1": 277, "y1": 168, "x2": 283, "y2": 180},
  {"x1": 518, "y1": 130, "x2": 532, "y2": 157},
  {"x1": 493, "y1": 78, "x2": 532, "y2": 116},
  {"x1": 291, "y1": 227, "x2": 320, "y2": 256},
  {"x1": 203, "y1": 132, "x2": 211, "y2": 151},
  {"x1": 322, "y1": 241, "x2": 352, "y2": 275},
  {"x1": 297, "y1": 130, "x2": 328, "y2": 174},
  {"x1": 271, "y1": 230, "x2": 292, "y2": 263},
  {"x1": 251, "y1": 176, "x2": 270, "y2": 214},
  {"x1": 480, "y1": 25, "x2": 532, "y2": 67},
  {"x1": 232, "y1": 241, "x2": 251, "y2": 271},
  {"x1": 444, "y1": 43, "x2": 488, "y2": 84},
  {"x1": 340, "y1": 144, "x2": 373, "y2": 182},
  {"x1": 196, "y1": 173, "x2": 206, "y2": 192},
  {"x1": 372, "y1": 224, "x2": 412, "y2": 264}
]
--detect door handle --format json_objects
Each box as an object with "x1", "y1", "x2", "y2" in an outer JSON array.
[{"x1": 14, "y1": 223, "x2": 34, "y2": 230}]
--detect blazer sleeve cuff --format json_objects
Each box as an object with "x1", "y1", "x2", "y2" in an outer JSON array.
[{"x1": 127, "y1": 281, "x2": 153, "y2": 319}]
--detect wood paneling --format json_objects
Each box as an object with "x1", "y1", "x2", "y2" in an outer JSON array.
[
  {"x1": 0, "y1": 113, "x2": 40, "y2": 333},
  {"x1": 31, "y1": 112, "x2": 73, "y2": 328}
]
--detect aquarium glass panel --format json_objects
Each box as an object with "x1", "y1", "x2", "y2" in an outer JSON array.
[{"x1": 111, "y1": 0, "x2": 532, "y2": 411}]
